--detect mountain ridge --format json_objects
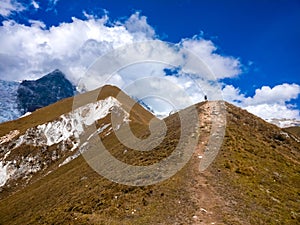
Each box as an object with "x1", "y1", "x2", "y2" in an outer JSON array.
[
  {"x1": 0, "y1": 85, "x2": 299, "y2": 224},
  {"x1": 0, "y1": 84, "x2": 155, "y2": 196}
]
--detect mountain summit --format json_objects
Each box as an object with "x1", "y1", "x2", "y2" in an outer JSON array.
[
  {"x1": 0, "y1": 85, "x2": 299, "y2": 224},
  {"x1": 17, "y1": 69, "x2": 76, "y2": 114}
]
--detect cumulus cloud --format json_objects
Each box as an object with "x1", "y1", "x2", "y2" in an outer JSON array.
[
  {"x1": 0, "y1": 0, "x2": 25, "y2": 17},
  {"x1": 223, "y1": 83, "x2": 300, "y2": 120},
  {"x1": 1, "y1": 9, "x2": 298, "y2": 120},
  {"x1": 222, "y1": 84, "x2": 245, "y2": 103},
  {"x1": 244, "y1": 104, "x2": 300, "y2": 121},
  {"x1": 28, "y1": 19, "x2": 45, "y2": 28},
  {"x1": 0, "y1": 16, "x2": 136, "y2": 81},
  {"x1": 77, "y1": 39, "x2": 226, "y2": 115},
  {"x1": 180, "y1": 37, "x2": 242, "y2": 79},
  {"x1": 124, "y1": 12, "x2": 155, "y2": 39},
  {"x1": 0, "y1": 12, "x2": 240, "y2": 84},
  {"x1": 244, "y1": 83, "x2": 300, "y2": 105}
]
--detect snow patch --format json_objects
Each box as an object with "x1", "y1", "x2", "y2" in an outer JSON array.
[
  {"x1": 0, "y1": 130, "x2": 20, "y2": 145},
  {"x1": 4, "y1": 151, "x2": 11, "y2": 160},
  {"x1": 20, "y1": 112, "x2": 32, "y2": 118},
  {"x1": 13, "y1": 96, "x2": 129, "y2": 149},
  {"x1": 0, "y1": 161, "x2": 16, "y2": 187},
  {"x1": 280, "y1": 131, "x2": 290, "y2": 139},
  {"x1": 87, "y1": 124, "x2": 111, "y2": 141},
  {"x1": 59, "y1": 151, "x2": 81, "y2": 167},
  {"x1": 59, "y1": 123, "x2": 111, "y2": 167},
  {"x1": 0, "y1": 97, "x2": 130, "y2": 187},
  {"x1": 0, "y1": 162, "x2": 9, "y2": 187}
]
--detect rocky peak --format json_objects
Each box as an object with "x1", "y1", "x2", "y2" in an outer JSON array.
[{"x1": 17, "y1": 69, "x2": 75, "y2": 114}]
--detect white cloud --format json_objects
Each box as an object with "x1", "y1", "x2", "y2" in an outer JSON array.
[
  {"x1": 31, "y1": 0, "x2": 39, "y2": 9},
  {"x1": 0, "y1": 16, "x2": 136, "y2": 81},
  {"x1": 78, "y1": 39, "x2": 226, "y2": 115},
  {"x1": 124, "y1": 12, "x2": 155, "y2": 39},
  {"x1": 244, "y1": 104, "x2": 300, "y2": 120},
  {"x1": 47, "y1": 0, "x2": 59, "y2": 7},
  {"x1": 28, "y1": 19, "x2": 45, "y2": 28},
  {"x1": 6, "y1": 11, "x2": 291, "y2": 118},
  {"x1": 222, "y1": 84, "x2": 245, "y2": 103},
  {"x1": 45, "y1": 0, "x2": 60, "y2": 12},
  {"x1": 0, "y1": 13, "x2": 241, "y2": 85},
  {"x1": 223, "y1": 83, "x2": 300, "y2": 120},
  {"x1": 244, "y1": 83, "x2": 300, "y2": 105},
  {"x1": 0, "y1": 0, "x2": 25, "y2": 17},
  {"x1": 180, "y1": 37, "x2": 242, "y2": 79}
]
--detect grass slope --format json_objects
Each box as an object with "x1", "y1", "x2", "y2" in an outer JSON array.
[
  {"x1": 208, "y1": 103, "x2": 300, "y2": 224},
  {"x1": 0, "y1": 104, "x2": 204, "y2": 225},
  {"x1": 284, "y1": 126, "x2": 300, "y2": 138},
  {"x1": 0, "y1": 101, "x2": 299, "y2": 224},
  {"x1": 0, "y1": 85, "x2": 154, "y2": 137}
]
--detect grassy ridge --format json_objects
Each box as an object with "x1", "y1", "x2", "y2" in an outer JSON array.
[
  {"x1": 208, "y1": 103, "x2": 300, "y2": 224},
  {"x1": 0, "y1": 107, "x2": 200, "y2": 224},
  {"x1": 0, "y1": 85, "x2": 154, "y2": 137},
  {"x1": 0, "y1": 100, "x2": 299, "y2": 224}
]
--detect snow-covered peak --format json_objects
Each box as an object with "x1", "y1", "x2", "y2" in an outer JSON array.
[{"x1": 266, "y1": 118, "x2": 300, "y2": 128}]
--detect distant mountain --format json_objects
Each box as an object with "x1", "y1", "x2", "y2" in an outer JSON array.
[
  {"x1": 0, "y1": 85, "x2": 299, "y2": 224},
  {"x1": 17, "y1": 69, "x2": 76, "y2": 114},
  {"x1": 131, "y1": 96, "x2": 155, "y2": 113},
  {"x1": 0, "y1": 80, "x2": 21, "y2": 123},
  {"x1": 131, "y1": 96, "x2": 174, "y2": 118},
  {"x1": 266, "y1": 118, "x2": 300, "y2": 128},
  {"x1": 0, "y1": 69, "x2": 76, "y2": 124}
]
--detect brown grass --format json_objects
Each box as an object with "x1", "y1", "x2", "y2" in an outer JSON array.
[
  {"x1": 206, "y1": 103, "x2": 300, "y2": 224},
  {"x1": 0, "y1": 92, "x2": 299, "y2": 224}
]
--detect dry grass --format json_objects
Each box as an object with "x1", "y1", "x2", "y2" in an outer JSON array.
[
  {"x1": 207, "y1": 103, "x2": 300, "y2": 224},
  {"x1": 0, "y1": 90, "x2": 202, "y2": 225},
  {"x1": 0, "y1": 91, "x2": 299, "y2": 224},
  {"x1": 0, "y1": 108, "x2": 201, "y2": 225},
  {"x1": 0, "y1": 85, "x2": 154, "y2": 137},
  {"x1": 284, "y1": 126, "x2": 300, "y2": 138}
]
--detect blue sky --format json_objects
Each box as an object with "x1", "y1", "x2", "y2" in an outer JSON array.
[{"x1": 0, "y1": 0, "x2": 299, "y2": 120}]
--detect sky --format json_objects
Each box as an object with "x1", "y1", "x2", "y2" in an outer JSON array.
[{"x1": 0, "y1": 0, "x2": 299, "y2": 120}]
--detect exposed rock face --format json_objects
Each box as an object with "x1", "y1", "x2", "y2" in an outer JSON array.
[{"x1": 17, "y1": 69, "x2": 75, "y2": 114}]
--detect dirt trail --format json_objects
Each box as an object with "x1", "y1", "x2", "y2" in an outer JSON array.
[{"x1": 188, "y1": 101, "x2": 227, "y2": 225}]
